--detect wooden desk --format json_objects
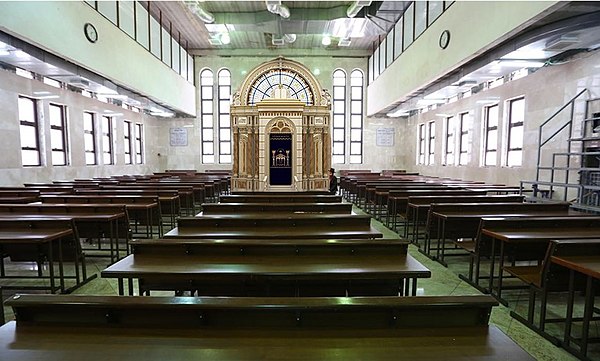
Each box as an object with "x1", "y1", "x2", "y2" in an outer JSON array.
[
  {"x1": 200, "y1": 202, "x2": 353, "y2": 215},
  {"x1": 0, "y1": 218, "x2": 94, "y2": 293},
  {"x1": 0, "y1": 294, "x2": 534, "y2": 361},
  {"x1": 406, "y1": 195, "x2": 525, "y2": 243},
  {"x1": 165, "y1": 214, "x2": 382, "y2": 240},
  {"x1": 425, "y1": 202, "x2": 575, "y2": 265},
  {"x1": 40, "y1": 195, "x2": 162, "y2": 238},
  {"x1": 477, "y1": 217, "x2": 600, "y2": 303},
  {"x1": 387, "y1": 190, "x2": 487, "y2": 236},
  {"x1": 220, "y1": 195, "x2": 342, "y2": 203},
  {"x1": 102, "y1": 253, "x2": 430, "y2": 296},
  {"x1": 0, "y1": 205, "x2": 130, "y2": 263},
  {"x1": 551, "y1": 252, "x2": 600, "y2": 359},
  {"x1": 130, "y1": 238, "x2": 408, "y2": 260}
]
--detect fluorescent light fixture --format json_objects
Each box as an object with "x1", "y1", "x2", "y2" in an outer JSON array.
[
  {"x1": 417, "y1": 98, "x2": 445, "y2": 106},
  {"x1": 0, "y1": 50, "x2": 9, "y2": 56},
  {"x1": 322, "y1": 35, "x2": 331, "y2": 46},
  {"x1": 205, "y1": 24, "x2": 228, "y2": 33},
  {"x1": 36, "y1": 95, "x2": 60, "y2": 100},
  {"x1": 33, "y1": 91, "x2": 52, "y2": 95},
  {"x1": 476, "y1": 97, "x2": 500, "y2": 104},
  {"x1": 386, "y1": 110, "x2": 410, "y2": 117},
  {"x1": 220, "y1": 33, "x2": 231, "y2": 45},
  {"x1": 435, "y1": 114, "x2": 451, "y2": 117},
  {"x1": 498, "y1": 59, "x2": 545, "y2": 68},
  {"x1": 14, "y1": 50, "x2": 30, "y2": 58}
]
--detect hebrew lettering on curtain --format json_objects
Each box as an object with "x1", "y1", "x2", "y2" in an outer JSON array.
[{"x1": 269, "y1": 133, "x2": 292, "y2": 185}]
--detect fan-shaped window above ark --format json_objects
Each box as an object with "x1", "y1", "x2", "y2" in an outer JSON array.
[{"x1": 248, "y1": 68, "x2": 313, "y2": 106}]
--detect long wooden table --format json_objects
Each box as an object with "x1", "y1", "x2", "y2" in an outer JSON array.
[
  {"x1": 0, "y1": 204, "x2": 130, "y2": 263},
  {"x1": 200, "y1": 202, "x2": 353, "y2": 215},
  {"x1": 164, "y1": 214, "x2": 382, "y2": 240},
  {"x1": 479, "y1": 218, "x2": 600, "y2": 304},
  {"x1": 219, "y1": 194, "x2": 342, "y2": 203},
  {"x1": 424, "y1": 202, "x2": 576, "y2": 265},
  {"x1": 0, "y1": 218, "x2": 95, "y2": 293},
  {"x1": 551, "y1": 250, "x2": 600, "y2": 359},
  {"x1": 102, "y1": 253, "x2": 429, "y2": 296},
  {"x1": 0, "y1": 294, "x2": 534, "y2": 360}
]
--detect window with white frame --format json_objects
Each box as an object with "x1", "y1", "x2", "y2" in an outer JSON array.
[
  {"x1": 507, "y1": 97, "x2": 524, "y2": 167},
  {"x1": 218, "y1": 69, "x2": 232, "y2": 163},
  {"x1": 483, "y1": 104, "x2": 499, "y2": 166},
  {"x1": 49, "y1": 103, "x2": 69, "y2": 166},
  {"x1": 200, "y1": 69, "x2": 215, "y2": 164},
  {"x1": 444, "y1": 116, "x2": 455, "y2": 165},
  {"x1": 427, "y1": 120, "x2": 435, "y2": 165},
  {"x1": 417, "y1": 123, "x2": 425, "y2": 165},
  {"x1": 134, "y1": 123, "x2": 144, "y2": 164},
  {"x1": 332, "y1": 69, "x2": 346, "y2": 164},
  {"x1": 101, "y1": 116, "x2": 114, "y2": 165},
  {"x1": 458, "y1": 112, "x2": 470, "y2": 165},
  {"x1": 18, "y1": 96, "x2": 41, "y2": 167},
  {"x1": 124, "y1": 120, "x2": 133, "y2": 165},
  {"x1": 349, "y1": 70, "x2": 364, "y2": 164},
  {"x1": 83, "y1": 112, "x2": 97, "y2": 165}
]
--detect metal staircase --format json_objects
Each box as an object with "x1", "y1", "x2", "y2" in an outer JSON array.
[{"x1": 521, "y1": 88, "x2": 600, "y2": 213}]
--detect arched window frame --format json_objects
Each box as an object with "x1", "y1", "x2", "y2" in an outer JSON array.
[
  {"x1": 200, "y1": 68, "x2": 214, "y2": 164},
  {"x1": 218, "y1": 68, "x2": 232, "y2": 164},
  {"x1": 349, "y1": 69, "x2": 364, "y2": 164},
  {"x1": 332, "y1": 69, "x2": 346, "y2": 164}
]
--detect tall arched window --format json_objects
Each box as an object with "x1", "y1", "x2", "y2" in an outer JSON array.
[
  {"x1": 349, "y1": 70, "x2": 364, "y2": 164},
  {"x1": 218, "y1": 69, "x2": 232, "y2": 163},
  {"x1": 332, "y1": 69, "x2": 346, "y2": 164},
  {"x1": 200, "y1": 69, "x2": 214, "y2": 163}
]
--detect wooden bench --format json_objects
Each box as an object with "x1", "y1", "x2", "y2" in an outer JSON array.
[
  {"x1": 165, "y1": 214, "x2": 382, "y2": 240},
  {"x1": 200, "y1": 202, "x2": 353, "y2": 215},
  {"x1": 425, "y1": 202, "x2": 576, "y2": 266},
  {"x1": 0, "y1": 190, "x2": 40, "y2": 204},
  {"x1": 219, "y1": 194, "x2": 342, "y2": 203},
  {"x1": 102, "y1": 250, "x2": 428, "y2": 297},
  {"x1": 101, "y1": 185, "x2": 196, "y2": 216},
  {"x1": 388, "y1": 189, "x2": 487, "y2": 236},
  {"x1": 40, "y1": 195, "x2": 162, "y2": 238},
  {"x1": 0, "y1": 294, "x2": 535, "y2": 360},
  {"x1": 501, "y1": 239, "x2": 600, "y2": 353},
  {"x1": 550, "y1": 240, "x2": 600, "y2": 359},
  {"x1": 74, "y1": 189, "x2": 180, "y2": 229},
  {"x1": 475, "y1": 216, "x2": 600, "y2": 304},
  {"x1": 0, "y1": 204, "x2": 130, "y2": 263},
  {"x1": 406, "y1": 194, "x2": 525, "y2": 243},
  {"x1": 0, "y1": 218, "x2": 94, "y2": 293}
]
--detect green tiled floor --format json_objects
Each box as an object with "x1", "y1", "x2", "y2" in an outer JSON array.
[
  {"x1": 0, "y1": 205, "x2": 590, "y2": 360},
  {"x1": 364, "y1": 206, "x2": 580, "y2": 361}
]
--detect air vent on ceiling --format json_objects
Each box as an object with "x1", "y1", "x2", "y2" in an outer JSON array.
[
  {"x1": 208, "y1": 38, "x2": 222, "y2": 46},
  {"x1": 272, "y1": 36, "x2": 285, "y2": 46},
  {"x1": 338, "y1": 38, "x2": 351, "y2": 47},
  {"x1": 543, "y1": 35, "x2": 579, "y2": 51},
  {"x1": 68, "y1": 77, "x2": 90, "y2": 89}
]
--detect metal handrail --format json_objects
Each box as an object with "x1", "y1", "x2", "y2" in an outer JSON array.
[{"x1": 535, "y1": 88, "x2": 588, "y2": 181}]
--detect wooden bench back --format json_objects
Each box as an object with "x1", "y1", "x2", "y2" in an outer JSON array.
[
  {"x1": 0, "y1": 218, "x2": 81, "y2": 262},
  {"x1": 430, "y1": 202, "x2": 571, "y2": 215},
  {"x1": 220, "y1": 195, "x2": 342, "y2": 203},
  {"x1": 40, "y1": 195, "x2": 159, "y2": 205},
  {"x1": 201, "y1": 202, "x2": 353, "y2": 215},
  {"x1": 177, "y1": 214, "x2": 372, "y2": 229},
  {"x1": 130, "y1": 238, "x2": 408, "y2": 256},
  {"x1": 6, "y1": 294, "x2": 497, "y2": 329},
  {"x1": 408, "y1": 194, "x2": 525, "y2": 205}
]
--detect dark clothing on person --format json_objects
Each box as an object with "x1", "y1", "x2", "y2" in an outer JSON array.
[{"x1": 329, "y1": 174, "x2": 338, "y2": 195}]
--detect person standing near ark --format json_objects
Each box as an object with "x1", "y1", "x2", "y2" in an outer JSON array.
[{"x1": 328, "y1": 168, "x2": 338, "y2": 195}]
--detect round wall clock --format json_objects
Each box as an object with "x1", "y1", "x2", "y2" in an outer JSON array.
[
  {"x1": 439, "y1": 30, "x2": 450, "y2": 49},
  {"x1": 84, "y1": 23, "x2": 98, "y2": 43}
]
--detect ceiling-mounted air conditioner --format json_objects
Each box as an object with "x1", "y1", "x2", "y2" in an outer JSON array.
[
  {"x1": 543, "y1": 35, "x2": 579, "y2": 51},
  {"x1": 68, "y1": 77, "x2": 90, "y2": 89}
]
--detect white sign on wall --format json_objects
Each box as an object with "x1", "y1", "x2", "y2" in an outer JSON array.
[
  {"x1": 169, "y1": 127, "x2": 188, "y2": 146},
  {"x1": 376, "y1": 128, "x2": 395, "y2": 147}
]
